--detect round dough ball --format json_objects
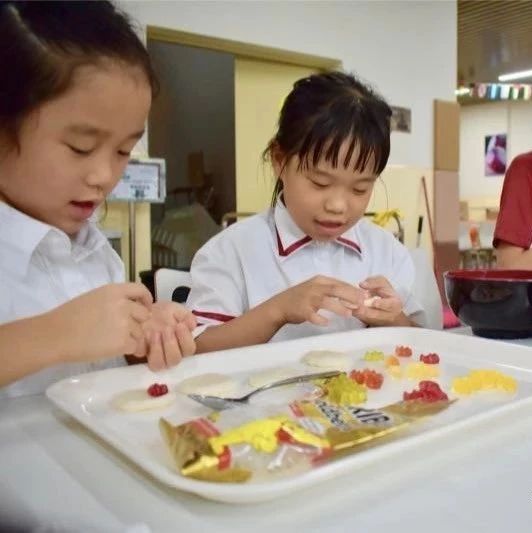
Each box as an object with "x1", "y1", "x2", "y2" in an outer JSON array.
[
  {"x1": 301, "y1": 350, "x2": 350, "y2": 370},
  {"x1": 112, "y1": 389, "x2": 176, "y2": 412}
]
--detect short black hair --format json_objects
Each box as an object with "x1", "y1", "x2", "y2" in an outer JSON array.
[
  {"x1": 265, "y1": 71, "x2": 392, "y2": 204},
  {"x1": 0, "y1": 0, "x2": 158, "y2": 150}
]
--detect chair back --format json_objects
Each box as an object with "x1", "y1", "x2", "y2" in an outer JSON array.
[
  {"x1": 409, "y1": 248, "x2": 443, "y2": 330},
  {"x1": 154, "y1": 268, "x2": 192, "y2": 303}
]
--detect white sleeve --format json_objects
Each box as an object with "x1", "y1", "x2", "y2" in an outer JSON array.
[
  {"x1": 186, "y1": 233, "x2": 247, "y2": 332},
  {"x1": 387, "y1": 244, "x2": 426, "y2": 327},
  {"x1": 389, "y1": 244, "x2": 443, "y2": 330},
  {"x1": 0, "y1": 279, "x2": 15, "y2": 325}
]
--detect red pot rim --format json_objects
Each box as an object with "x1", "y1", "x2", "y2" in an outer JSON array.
[{"x1": 444, "y1": 269, "x2": 532, "y2": 282}]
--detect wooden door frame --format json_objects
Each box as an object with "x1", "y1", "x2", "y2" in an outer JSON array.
[{"x1": 147, "y1": 26, "x2": 342, "y2": 70}]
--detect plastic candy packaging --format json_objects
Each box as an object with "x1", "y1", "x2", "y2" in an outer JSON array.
[{"x1": 160, "y1": 376, "x2": 452, "y2": 483}]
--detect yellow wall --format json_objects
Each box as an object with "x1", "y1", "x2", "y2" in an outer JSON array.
[
  {"x1": 99, "y1": 203, "x2": 151, "y2": 282},
  {"x1": 234, "y1": 58, "x2": 317, "y2": 213},
  {"x1": 233, "y1": 61, "x2": 434, "y2": 259},
  {"x1": 367, "y1": 165, "x2": 434, "y2": 257}
]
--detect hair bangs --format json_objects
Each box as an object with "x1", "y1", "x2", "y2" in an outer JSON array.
[
  {"x1": 267, "y1": 71, "x2": 392, "y2": 206},
  {"x1": 295, "y1": 100, "x2": 390, "y2": 175}
]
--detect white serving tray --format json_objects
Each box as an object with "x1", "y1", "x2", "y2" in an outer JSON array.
[{"x1": 47, "y1": 327, "x2": 532, "y2": 503}]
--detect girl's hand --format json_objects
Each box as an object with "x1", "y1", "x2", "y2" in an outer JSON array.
[
  {"x1": 352, "y1": 276, "x2": 412, "y2": 327},
  {"x1": 50, "y1": 283, "x2": 153, "y2": 363},
  {"x1": 270, "y1": 275, "x2": 367, "y2": 326},
  {"x1": 135, "y1": 301, "x2": 197, "y2": 370}
]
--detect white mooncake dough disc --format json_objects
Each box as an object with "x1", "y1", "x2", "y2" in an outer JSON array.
[
  {"x1": 248, "y1": 367, "x2": 300, "y2": 388},
  {"x1": 112, "y1": 389, "x2": 176, "y2": 412},
  {"x1": 176, "y1": 373, "x2": 237, "y2": 396},
  {"x1": 301, "y1": 350, "x2": 350, "y2": 370}
]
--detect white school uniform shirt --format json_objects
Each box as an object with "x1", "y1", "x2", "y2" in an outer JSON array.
[
  {"x1": 0, "y1": 202, "x2": 126, "y2": 398},
  {"x1": 187, "y1": 200, "x2": 425, "y2": 342}
]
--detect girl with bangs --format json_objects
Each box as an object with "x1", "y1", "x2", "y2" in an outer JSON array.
[
  {"x1": 0, "y1": 1, "x2": 196, "y2": 396},
  {"x1": 187, "y1": 72, "x2": 427, "y2": 352}
]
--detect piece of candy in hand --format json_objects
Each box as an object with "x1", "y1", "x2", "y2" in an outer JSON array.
[{"x1": 363, "y1": 296, "x2": 381, "y2": 308}]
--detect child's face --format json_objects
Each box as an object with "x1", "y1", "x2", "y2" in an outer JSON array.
[
  {"x1": 0, "y1": 63, "x2": 152, "y2": 235},
  {"x1": 273, "y1": 142, "x2": 378, "y2": 241}
]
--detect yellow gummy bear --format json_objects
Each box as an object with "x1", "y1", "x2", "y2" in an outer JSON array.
[
  {"x1": 385, "y1": 355, "x2": 400, "y2": 367},
  {"x1": 451, "y1": 369, "x2": 517, "y2": 395},
  {"x1": 387, "y1": 365, "x2": 403, "y2": 379},
  {"x1": 325, "y1": 374, "x2": 367, "y2": 405},
  {"x1": 208, "y1": 416, "x2": 289, "y2": 455},
  {"x1": 405, "y1": 362, "x2": 440, "y2": 380},
  {"x1": 280, "y1": 421, "x2": 330, "y2": 449},
  {"x1": 363, "y1": 350, "x2": 385, "y2": 362}
]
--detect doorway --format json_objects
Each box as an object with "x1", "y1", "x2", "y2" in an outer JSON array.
[{"x1": 146, "y1": 26, "x2": 340, "y2": 269}]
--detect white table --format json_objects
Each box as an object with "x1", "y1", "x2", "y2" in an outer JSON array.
[{"x1": 2, "y1": 331, "x2": 532, "y2": 533}]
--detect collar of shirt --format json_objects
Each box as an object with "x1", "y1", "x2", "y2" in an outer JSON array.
[
  {"x1": 273, "y1": 199, "x2": 362, "y2": 259},
  {"x1": 0, "y1": 202, "x2": 108, "y2": 279}
]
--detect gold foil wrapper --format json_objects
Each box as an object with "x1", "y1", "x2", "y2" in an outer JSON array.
[{"x1": 160, "y1": 398, "x2": 453, "y2": 483}]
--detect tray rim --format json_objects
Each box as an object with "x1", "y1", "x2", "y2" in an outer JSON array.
[{"x1": 46, "y1": 327, "x2": 532, "y2": 503}]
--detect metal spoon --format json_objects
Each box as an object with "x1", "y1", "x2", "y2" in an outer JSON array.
[{"x1": 187, "y1": 370, "x2": 341, "y2": 410}]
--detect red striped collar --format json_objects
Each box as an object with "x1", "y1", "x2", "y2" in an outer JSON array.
[
  {"x1": 336, "y1": 236, "x2": 362, "y2": 253},
  {"x1": 192, "y1": 310, "x2": 235, "y2": 322},
  {"x1": 274, "y1": 200, "x2": 362, "y2": 258},
  {"x1": 275, "y1": 229, "x2": 312, "y2": 256}
]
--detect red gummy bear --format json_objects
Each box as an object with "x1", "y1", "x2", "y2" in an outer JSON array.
[
  {"x1": 147, "y1": 383, "x2": 169, "y2": 397},
  {"x1": 403, "y1": 380, "x2": 448, "y2": 402},
  {"x1": 395, "y1": 345, "x2": 413, "y2": 357},
  {"x1": 349, "y1": 369, "x2": 384, "y2": 389},
  {"x1": 420, "y1": 353, "x2": 440, "y2": 364}
]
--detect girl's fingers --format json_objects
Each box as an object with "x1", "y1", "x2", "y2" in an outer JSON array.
[
  {"x1": 161, "y1": 327, "x2": 182, "y2": 368},
  {"x1": 320, "y1": 296, "x2": 353, "y2": 317},
  {"x1": 175, "y1": 322, "x2": 196, "y2": 357},
  {"x1": 371, "y1": 297, "x2": 401, "y2": 312},
  {"x1": 147, "y1": 332, "x2": 166, "y2": 371},
  {"x1": 360, "y1": 277, "x2": 389, "y2": 290},
  {"x1": 354, "y1": 306, "x2": 383, "y2": 324},
  {"x1": 353, "y1": 299, "x2": 403, "y2": 326},
  {"x1": 121, "y1": 282, "x2": 153, "y2": 309},
  {"x1": 339, "y1": 298, "x2": 359, "y2": 310},
  {"x1": 133, "y1": 335, "x2": 147, "y2": 358},
  {"x1": 171, "y1": 304, "x2": 196, "y2": 326},
  {"x1": 308, "y1": 311, "x2": 329, "y2": 326},
  {"x1": 128, "y1": 318, "x2": 144, "y2": 341},
  {"x1": 373, "y1": 287, "x2": 397, "y2": 298},
  {"x1": 128, "y1": 301, "x2": 151, "y2": 323},
  {"x1": 184, "y1": 313, "x2": 197, "y2": 331},
  {"x1": 124, "y1": 336, "x2": 138, "y2": 355},
  {"x1": 325, "y1": 284, "x2": 367, "y2": 307}
]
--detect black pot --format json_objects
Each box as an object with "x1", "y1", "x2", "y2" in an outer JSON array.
[{"x1": 444, "y1": 269, "x2": 532, "y2": 339}]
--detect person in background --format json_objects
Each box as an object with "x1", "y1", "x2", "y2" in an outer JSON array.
[
  {"x1": 494, "y1": 151, "x2": 532, "y2": 268},
  {"x1": 0, "y1": 1, "x2": 195, "y2": 397},
  {"x1": 187, "y1": 71, "x2": 428, "y2": 353}
]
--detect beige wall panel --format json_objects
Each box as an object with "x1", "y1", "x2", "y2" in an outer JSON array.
[
  {"x1": 434, "y1": 100, "x2": 460, "y2": 171},
  {"x1": 234, "y1": 58, "x2": 317, "y2": 213},
  {"x1": 367, "y1": 165, "x2": 434, "y2": 259},
  {"x1": 434, "y1": 170, "x2": 459, "y2": 242}
]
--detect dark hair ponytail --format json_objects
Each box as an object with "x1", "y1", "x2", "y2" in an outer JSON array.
[
  {"x1": 264, "y1": 71, "x2": 391, "y2": 205},
  {"x1": 0, "y1": 0, "x2": 158, "y2": 150}
]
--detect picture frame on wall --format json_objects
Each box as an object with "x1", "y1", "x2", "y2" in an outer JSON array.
[
  {"x1": 390, "y1": 106, "x2": 411, "y2": 133},
  {"x1": 484, "y1": 134, "x2": 507, "y2": 176}
]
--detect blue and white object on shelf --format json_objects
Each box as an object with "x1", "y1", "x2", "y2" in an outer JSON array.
[{"x1": 108, "y1": 158, "x2": 166, "y2": 203}]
